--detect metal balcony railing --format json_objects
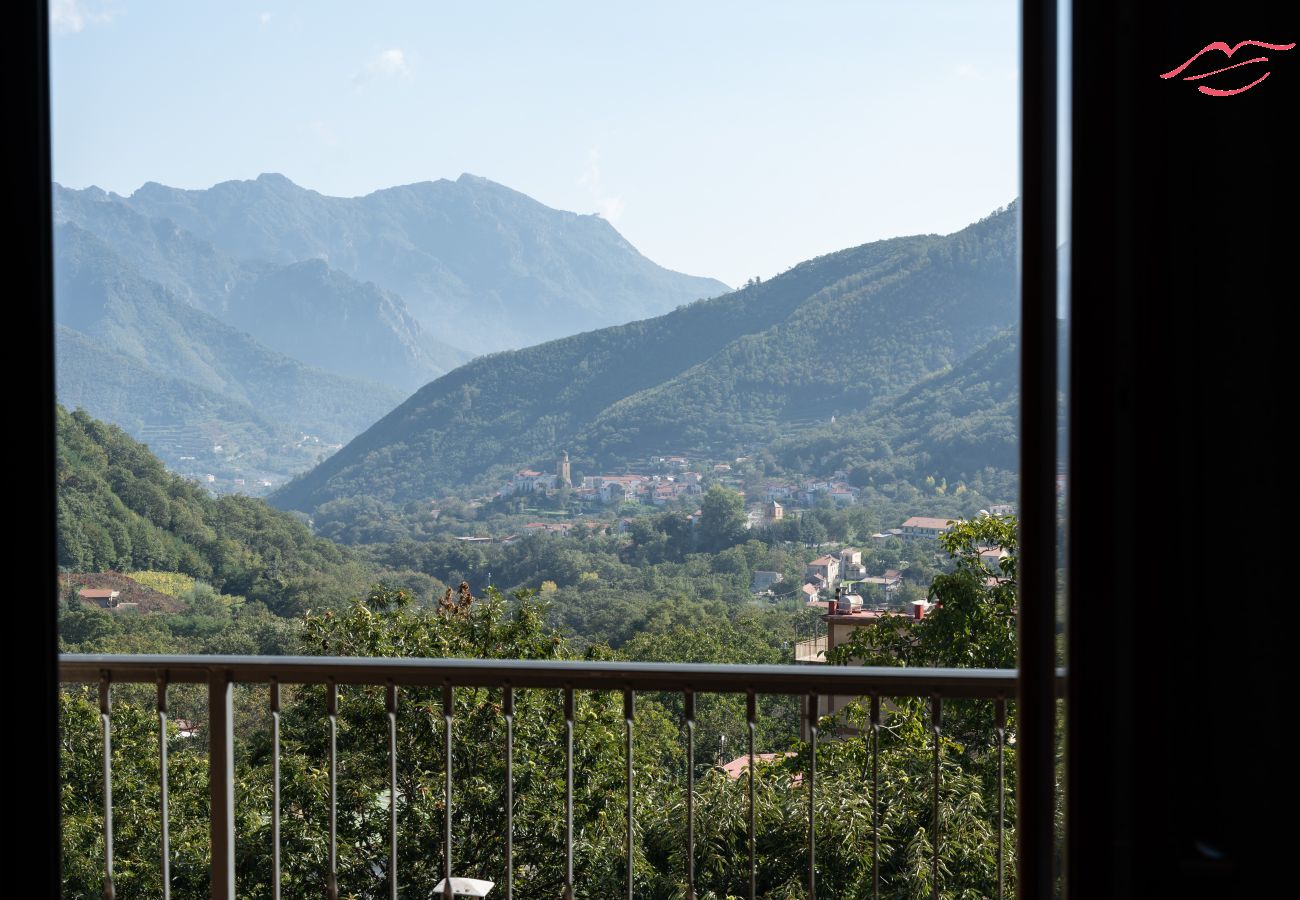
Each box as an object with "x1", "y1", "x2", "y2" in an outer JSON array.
[
  {"x1": 60, "y1": 654, "x2": 1044, "y2": 900},
  {"x1": 793, "y1": 636, "x2": 828, "y2": 664}
]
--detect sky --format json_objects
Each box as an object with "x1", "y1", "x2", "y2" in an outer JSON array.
[{"x1": 49, "y1": 0, "x2": 1021, "y2": 288}]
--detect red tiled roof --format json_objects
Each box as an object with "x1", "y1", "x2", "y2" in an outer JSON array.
[{"x1": 720, "y1": 752, "x2": 796, "y2": 779}]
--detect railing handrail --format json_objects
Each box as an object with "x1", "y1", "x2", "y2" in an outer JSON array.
[{"x1": 60, "y1": 653, "x2": 1062, "y2": 697}]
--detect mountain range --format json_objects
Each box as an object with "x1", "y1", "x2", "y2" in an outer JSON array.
[
  {"x1": 106, "y1": 172, "x2": 729, "y2": 353},
  {"x1": 271, "y1": 203, "x2": 1020, "y2": 513},
  {"x1": 53, "y1": 174, "x2": 729, "y2": 486},
  {"x1": 54, "y1": 183, "x2": 468, "y2": 391}
]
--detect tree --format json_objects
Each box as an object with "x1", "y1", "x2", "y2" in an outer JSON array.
[
  {"x1": 798, "y1": 514, "x2": 828, "y2": 548},
  {"x1": 697, "y1": 485, "x2": 748, "y2": 553},
  {"x1": 60, "y1": 691, "x2": 213, "y2": 898}
]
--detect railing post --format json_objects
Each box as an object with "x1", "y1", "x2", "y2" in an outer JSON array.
[
  {"x1": 100, "y1": 671, "x2": 114, "y2": 900},
  {"x1": 996, "y1": 695, "x2": 1007, "y2": 900},
  {"x1": 807, "y1": 691, "x2": 817, "y2": 900},
  {"x1": 157, "y1": 672, "x2": 171, "y2": 900},
  {"x1": 931, "y1": 694, "x2": 943, "y2": 900},
  {"x1": 747, "y1": 690, "x2": 757, "y2": 900},
  {"x1": 208, "y1": 667, "x2": 235, "y2": 900},
  {"x1": 328, "y1": 681, "x2": 339, "y2": 900},
  {"x1": 684, "y1": 688, "x2": 695, "y2": 900},
  {"x1": 444, "y1": 684, "x2": 454, "y2": 900},
  {"x1": 504, "y1": 684, "x2": 514, "y2": 900},
  {"x1": 563, "y1": 685, "x2": 575, "y2": 900},
  {"x1": 270, "y1": 679, "x2": 281, "y2": 900},
  {"x1": 388, "y1": 681, "x2": 399, "y2": 900},
  {"x1": 625, "y1": 688, "x2": 635, "y2": 900},
  {"x1": 871, "y1": 693, "x2": 881, "y2": 900}
]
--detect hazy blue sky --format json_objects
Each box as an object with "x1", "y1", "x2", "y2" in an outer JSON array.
[{"x1": 50, "y1": 0, "x2": 1019, "y2": 287}]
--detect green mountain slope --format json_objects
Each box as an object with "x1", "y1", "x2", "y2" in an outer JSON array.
[
  {"x1": 56, "y1": 323, "x2": 278, "y2": 441},
  {"x1": 121, "y1": 172, "x2": 730, "y2": 352},
  {"x1": 54, "y1": 184, "x2": 466, "y2": 391},
  {"x1": 272, "y1": 204, "x2": 1018, "y2": 512},
  {"x1": 769, "y1": 329, "x2": 1019, "y2": 485},
  {"x1": 56, "y1": 406, "x2": 372, "y2": 615}
]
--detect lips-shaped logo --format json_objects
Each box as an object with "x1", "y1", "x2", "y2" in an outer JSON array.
[{"x1": 1160, "y1": 40, "x2": 1295, "y2": 96}]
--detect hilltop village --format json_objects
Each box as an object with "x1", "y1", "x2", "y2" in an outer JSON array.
[{"x1": 309, "y1": 451, "x2": 1020, "y2": 615}]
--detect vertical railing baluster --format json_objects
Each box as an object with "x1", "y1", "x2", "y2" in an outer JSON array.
[
  {"x1": 443, "y1": 684, "x2": 454, "y2": 900},
  {"x1": 625, "y1": 688, "x2": 634, "y2": 900},
  {"x1": 270, "y1": 679, "x2": 281, "y2": 900},
  {"x1": 807, "y1": 692, "x2": 817, "y2": 900},
  {"x1": 996, "y1": 695, "x2": 1006, "y2": 900},
  {"x1": 747, "y1": 690, "x2": 756, "y2": 900},
  {"x1": 931, "y1": 694, "x2": 942, "y2": 900},
  {"x1": 871, "y1": 693, "x2": 880, "y2": 900},
  {"x1": 684, "y1": 689, "x2": 695, "y2": 900},
  {"x1": 157, "y1": 673, "x2": 170, "y2": 900},
  {"x1": 564, "y1": 686, "x2": 575, "y2": 900},
  {"x1": 209, "y1": 668, "x2": 235, "y2": 900},
  {"x1": 100, "y1": 671, "x2": 114, "y2": 900},
  {"x1": 388, "y1": 682, "x2": 398, "y2": 900},
  {"x1": 328, "y1": 681, "x2": 338, "y2": 900},
  {"x1": 504, "y1": 685, "x2": 514, "y2": 900}
]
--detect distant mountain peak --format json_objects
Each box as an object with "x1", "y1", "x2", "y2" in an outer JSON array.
[{"x1": 118, "y1": 172, "x2": 729, "y2": 352}]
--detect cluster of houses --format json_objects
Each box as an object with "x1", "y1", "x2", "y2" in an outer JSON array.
[
  {"x1": 582, "y1": 472, "x2": 704, "y2": 505},
  {"x1": 763, "y1": 475, "x2": 860, "y2": 507},
  {"x1": 499, "y1": 453, "x2": 707, "y2": 506},
  {"x1": 791, "y1": 512, "x2": 1012, "y2": 729},
  {"x1": 798, "y1": 547, "x2": 904, "y2": 606}
]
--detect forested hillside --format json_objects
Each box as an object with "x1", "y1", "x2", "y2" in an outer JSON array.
[
  {"x1": 56, "y1": 406, "x2": 373, "y2": 615},
  {"x1": 769, "y1": 329, "x2": 1019, "y2": 486},
  {"x1": 273, "y1": 203, "x2": 1018, "y2": 513}
]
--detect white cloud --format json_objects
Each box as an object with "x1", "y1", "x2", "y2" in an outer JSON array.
[
  {"x1": 51, "y1": 0, "x2": 120, "y2": 35},
  {"x1": 374, "y1": 49, "x2": 408, "y2": 76},
  {"x1": 578, "y1": 148, "x2": 625, "y2": 224},
  {"x1": 352, "y1": 48, "x2": 411, "y2": 87},
  {"x1": 259, "y1": 12, "x2": 272, "y2": 27}
]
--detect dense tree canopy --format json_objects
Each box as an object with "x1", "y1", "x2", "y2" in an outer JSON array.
[{"x1": 56, "y1": 405, "x2": 373, "y2": 615}]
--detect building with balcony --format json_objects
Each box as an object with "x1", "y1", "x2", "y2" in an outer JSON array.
[{"x1": 899, "y1": 515, "x2": 958, "y2": 540}]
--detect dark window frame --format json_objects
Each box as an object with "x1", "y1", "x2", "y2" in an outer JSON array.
[{"x1": 44, "y1": 2, "x2": 1297, "y2": 896}]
